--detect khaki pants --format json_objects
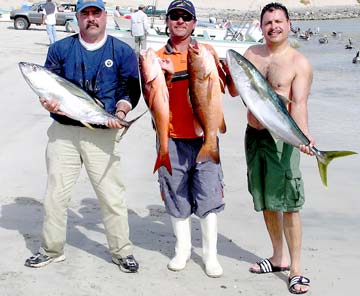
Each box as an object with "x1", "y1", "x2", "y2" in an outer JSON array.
[
  {"x1": 134, "y1": 35, "x2": 146, "y2": 56},
  {"x1": 40, "y1": 121, "x2": 133, "y2": 259}
]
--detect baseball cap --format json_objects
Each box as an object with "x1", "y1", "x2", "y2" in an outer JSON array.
[
  {"x1": 76, "y1": 0, "x2": 105, "y2": 12},
  {"x1": 139, "y1": 4, "x2": 146, "y2": 9},
  {"x1": 167, "y1": 0, "x2": 196, "y2": 19}
]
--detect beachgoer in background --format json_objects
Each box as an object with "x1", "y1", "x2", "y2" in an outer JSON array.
[
  {"x1": 131, "y1": 4, "x2": 149, "y2": 55},
  {"x1": 42, "y1": 0, "x2": 57, "y2": 44},
  {"x1": 113, "y1": 5, "x2": 124, "y2": 29},
  {"x1": 114, "y1": 5, "x2": 122, "y2": 17}
]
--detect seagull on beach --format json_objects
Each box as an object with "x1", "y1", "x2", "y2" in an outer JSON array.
[
  {"x1": 345, "y1": 38, "x2": 353, "y2": 49},
  {"x1": 331, "y1": 31, "x2": 342, "y2": 38},
  {"x1": 353, "y1": 51, "x2": 360, "y2": 64},
  {"x1": 318, "y1": 35, "x2": 328, "y2": 44},
  {"x1": 298, "y1": 31, "x2": 310, "y2": 41}
]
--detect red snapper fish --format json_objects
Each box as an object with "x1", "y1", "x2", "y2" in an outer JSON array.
[
  {"x1": 187, "y1": 42, "x2": 226, "y2": 164},
  {"x1": 139, "y1": 48, "x2": 172, "y2": 175}
]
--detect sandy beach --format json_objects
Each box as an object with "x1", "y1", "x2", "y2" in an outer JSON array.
[{"x1": 0, "y1": 2, "x2": 360, "y2": 296}]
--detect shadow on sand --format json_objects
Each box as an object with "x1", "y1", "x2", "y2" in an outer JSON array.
[{"x1": 0, "y1": 197, "x2": 288, "y2": 282}]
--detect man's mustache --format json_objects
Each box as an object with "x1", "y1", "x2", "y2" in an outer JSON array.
[
  {"x1": 86, "y1": 21, "x2": 99, "y2": 29},
  {"x1": 268, "y1": 29, "x2": 282, "y2": 35}
]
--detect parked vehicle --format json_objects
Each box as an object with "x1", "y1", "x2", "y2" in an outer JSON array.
[
  {"x1": 10, "y1": 1, "x2": 76, "y2": 31},
  {"x1": 144, "y1": 5, "x2": 166, "y2": 19}
]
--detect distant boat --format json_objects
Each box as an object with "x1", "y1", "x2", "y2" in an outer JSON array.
[
  {"x1": 112, "y1": 29, "x2": 259, "y2": 60},
  {"x1": 149, "y1": 20, "x2": 263, "y2": 43},
  {"x1": 65, "y1": 17, "x2": 261, "y2": 60}
]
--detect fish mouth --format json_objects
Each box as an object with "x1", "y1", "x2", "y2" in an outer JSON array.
[
  {"x1": 19, "y1": 61, "x2": 39, "y2": 73},
  {"x1": 188, "y1": 42, "x2": 200, "y2": 55}
]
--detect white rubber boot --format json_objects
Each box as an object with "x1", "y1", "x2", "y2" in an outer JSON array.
[
  {"x1": 167, "y1": 217, "x2": 192, "y2": 271},
  {"x1": 200, "y1": 213, "x2": 223, "y2": 277}
]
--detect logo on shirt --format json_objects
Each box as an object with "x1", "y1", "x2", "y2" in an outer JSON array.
[{"x1": 105, "y1": 59, "x2": 113, "y2": 68}]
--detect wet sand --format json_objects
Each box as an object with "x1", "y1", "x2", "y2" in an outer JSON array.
[{"x1": 0, "y1": 17, "x2": 359, "y2": 296}]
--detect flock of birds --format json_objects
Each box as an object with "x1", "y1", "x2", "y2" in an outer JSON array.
[{"x1": 291, "y1": 25, "x2": 359, "y2": 64}]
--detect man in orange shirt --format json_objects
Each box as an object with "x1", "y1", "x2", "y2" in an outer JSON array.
[{"x1": 156, "y1": 0, "x2": 226, "y2": 278}]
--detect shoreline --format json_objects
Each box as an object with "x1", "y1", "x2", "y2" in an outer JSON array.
[
  {"x1": 198, "y1": 5, "x2": 360, "y2": 21},
  {"x1": 1, "y1": 1, "x2": 360, "y2": 21}
]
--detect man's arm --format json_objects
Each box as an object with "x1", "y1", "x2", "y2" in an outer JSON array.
[
  {"x1": 290, "y1": 53, "x2": 315, "y2": 155},
  {"x1": 143, "y1": 14, "x2": 150, "y2": 34}
]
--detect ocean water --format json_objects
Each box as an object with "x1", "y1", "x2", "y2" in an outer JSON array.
[{"x1": 290, "y1": 18, "x2": 360, "y2": 148}]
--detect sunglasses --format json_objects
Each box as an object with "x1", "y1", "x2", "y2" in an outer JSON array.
[{"x1": 168, "y1": 12, "x2": 194, "y2": 22}]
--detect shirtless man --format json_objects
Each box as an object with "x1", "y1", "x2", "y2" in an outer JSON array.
[{"x1": 227, "y1": 2, "x2": 314, "y2": 294}]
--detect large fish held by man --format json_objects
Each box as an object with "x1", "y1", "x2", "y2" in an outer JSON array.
[
  {"x1": 139, "y1": 48, "x2": 172, "y2": 175},
  {"x1": 187, "y1": 42, "x2": 226, "y2": 164},
  {"x1": 226, "y1": 49, "x2": 357, "y2": 187},
  {"x1": 18, "y1": 62, "x2": 146, "y2": 137}
]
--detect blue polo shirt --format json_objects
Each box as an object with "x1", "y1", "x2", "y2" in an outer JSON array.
[{"x1": 44, "y1": 34, "x2": 141, "y2": 127}]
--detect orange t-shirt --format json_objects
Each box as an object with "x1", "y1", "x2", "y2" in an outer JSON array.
[
  {"x1": 157, "y1": 41, "x2": 226, "y2": 139},
  {"x1": 157, "y1": 44, "x2": 200, "y2": 139}
]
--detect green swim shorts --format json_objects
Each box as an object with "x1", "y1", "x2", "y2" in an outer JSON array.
[{"x1": 245, "y1": 125, "x2": 305, "y2": 212}]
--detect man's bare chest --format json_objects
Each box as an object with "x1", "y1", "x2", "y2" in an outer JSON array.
[{"x1": 257, "y1": 59, "x2": 293, "y2": 91}]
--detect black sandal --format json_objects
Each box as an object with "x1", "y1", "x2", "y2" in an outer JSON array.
[
  {"x1": 249, "y1": 258, "x2": 290, "y2": 274},
  {"x1": 288, "y1": 275, "x2": 310, "y2": 294}
]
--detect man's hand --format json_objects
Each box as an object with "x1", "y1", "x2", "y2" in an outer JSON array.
[
  {"x1": 106, "y1": 109, "x2": 126, "y2": 129},
  {"x1": 39, "y1": 97, "x2": 65, "y2": 115},
  {"x1": 299, "y1": 135, "x2": 315, "y2": 156},
  {"x1": 219, "y1": 60, "x2": 239, "y2": 97},
  {"x1": 159, "y1": 58, "x2": 174, "y2": 75}
]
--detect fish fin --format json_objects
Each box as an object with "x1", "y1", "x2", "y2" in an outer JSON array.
[
  {"x1": 277, "y1": 94, "x2": 292, "y2": 105},
  {"x1": 193, "y1": 118, "x2": 204, "y2": 137},
  {"x1": 219, "y1": 113, "x2": 227, "y2": 134},
  {"x1": 219, "y1": 77, "x2": 225, "y2": 93},
  {"x1": 55, "y1": 77, "x2": 91, "y2": 100},
  {"x1": 118, "y1": 110, "x2": 148, "y2": 140},
  {"x1": 146, "y1": 62, "x2": 162, "y2": 84},
  {"x1": 269, "y1": 131, "x2": 281, "y2": 142},
  {"x1": 216, "y1": 60, "x2": 226, "y2": 93},
  {"x1": 240, "y1": 96, "x2": 248, "y2": 107},
  {"x1": 314, "y1": 149, "x2": 357, "y2": 187},
  {"x1": 93, "y1": 97, "x2": 105, "y2": 108},
  {"x1": 147, "y1": 85, "x2": 157, "y2": 109},
  {"x1": 146, "y1": 72, "x2": 157, "y2": 85},
  {"x1": 165, "y1": 72, "x2": 173, "y2": 87},
  {"x1": 81, "y1": 121, "x2": 95, "y2": 130},
  {"x1": 196, "y1": 145, "x2": 220, "y2": 164},
  {"x1": 153, "y1": 152, "x2": 172, "y2": 175}
]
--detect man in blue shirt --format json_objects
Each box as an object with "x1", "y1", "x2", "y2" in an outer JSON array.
[{"x1": 24, "y1": 0, "x2": 141, "y2": 273}]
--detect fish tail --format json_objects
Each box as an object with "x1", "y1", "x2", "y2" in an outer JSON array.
[
  {"x1": 153, "y1": 152, "x2": 172, "y2": 175},
  {"x1": 315, "y1": 149, "x2": 357, "y2": 187},
  {"x1": 118, "y1": 110, "x2": 148, "y2": 140},
  {"x1": 196, "y1": 145, "x2": 220, "y2": 164}
]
